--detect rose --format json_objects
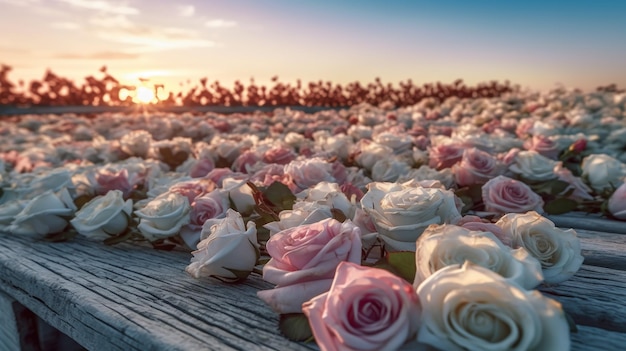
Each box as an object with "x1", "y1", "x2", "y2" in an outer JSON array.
[
  {"x1": 119, "y1": 130, "x2": 152, "y2": 158},
  {"x1": 414, "y1": 224, "x2": 543, "y2": 289},
  {"x1": 354, "y1": 142, "x2": 394, "y2": 171},
  {"x1": 185, "y1": 209, "x2": 259, "y2": 282},
  {"x1": 452, "y1": 147, "x2": 504, "y2": 186},
  {"x1": 361, "y1": 181, "x2": 461, "y2": 251},
  {"x1": 263, "y1": 146, "x2": 297, "y2": 165},
  {"x1": 169, "y1": 179, "x2": 216, "y2": 204},
  {"x1": 509, "y1": 151, "x2": 557, "y2": 182},
  {"x1": 457, "y1": 215, "x2": 511, "y2": 246},
  {"x1": 302, "y1": 262, "x2": 421, "y2": 351},
  {"x1": 19, "y1": 168, "x2": 75, "y2": 198},
  {"x1": 135, "y1": 191, "x2": 191, "y2": 242},
  {"x1": 608, "y1": 181, "x2": 626, "y2": 220},
  {"x1": 257, "y1": 218, "x2": 362, "y2": 314},
  {"x1": 496, "y1": 211, "x2": 584, "y2": 284},
  {"x1": 179, "y1": 189, "x2": 231, "y2": 248},
  {"x1": 264, "y1": 201, "x2": 333, "y2": 236},
  {"x1": 397, "y1": 165, "x2": 455, "y2": 189},
  {"x1": 8, "y1": 188, "x2": 76, "y2": 236},
  {"x1": 523, "y1": 135, "x2": 561, "y2": 159},
  {"x1": 417, "y1": 263, "x2": 570, "y2": 351},
  {"x1": 481, "y1": 176, "x2": 544, "y2": 214},
  {"x1": 553, "y1": 163, "x2": 593, "y2": 201},
  {"x1": 581, "y1": 153, "x2": 626, "y2": 193},
  {"x1": 70, "y1": 190, "x2": 133, "y2": 239},
  {"x1": 0, "y1": 200, "x2": 26, "y2": 232},
  {"x1": 373, "y1": 131, "x2": 413, "y2": 154},
  {"x1": 297, "y1": 181, "x2": 355, "y2": 219},
  {"x1": 283, "y1": 158, "x2": 336, "y2": 192},
  {"x1": 370, "y1": 157, "x2": 411, "y2": 182},
  {"x1": 188, "y1": 157, "x2": 216, "y2": 178},
  {"x1": 231, "y1": 150, "x2": 262, "y2": 173},
  {"x1": 428, "y1": 143, "x2": 464, "y2": 170},
  {"x1": 221, "y1": 177, "x2": 256, "y2": 215}
]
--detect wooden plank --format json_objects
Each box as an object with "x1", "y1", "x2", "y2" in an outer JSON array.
[
  {"x1": 576, "y1": 229, "x2": 626, "y2": 270},
  {"x1": 0, "y1": 290, "x2": 40, "y2": 351},
  {"x1": 540, "y1": 265, "x2": 626, "y2": 332},
  {"x1": 0, "y1": 232, "x2": 317, "y2": 351},
  {"x1": 548, "y1": 213, "x2": 626, "y2": 235},
  {"x1": 572, "y1": 326, "x2": 626, "y2": 351}
]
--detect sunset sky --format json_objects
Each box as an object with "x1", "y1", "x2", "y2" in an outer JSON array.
[{"x1": 1, "y1": 0, "x2": 625, "y2": 92}]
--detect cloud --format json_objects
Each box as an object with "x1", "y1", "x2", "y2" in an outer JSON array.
[
  {"x1": 89, "y1": 15, "x2": 216, "y2": 53},
  {"x1": 178, "y1": 5, "x2": 195, "y2": 17},
  {"x1": 51, "y1": 22, "x2": 81, "y2": 30},
  {"x1": 205, "y1": 19, "x2": 238, "y2": 28},
  {"x1": 58, "y1": 0, "x2": 139, "y2": 15},
  {"x1": 54, "y1": 51, "x2": 140, "y2": 60},
  {"x1": 0, "y1": 0, "x2": 39, "y2": 6}
]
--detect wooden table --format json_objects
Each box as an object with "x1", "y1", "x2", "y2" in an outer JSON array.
[{"x1": 1, "y1": 217, "x2": 625, "y2": 351}]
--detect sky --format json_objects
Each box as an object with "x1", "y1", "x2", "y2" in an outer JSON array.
[{"x1": 1, "y1": 0, "x2": 625, "y2": 92}]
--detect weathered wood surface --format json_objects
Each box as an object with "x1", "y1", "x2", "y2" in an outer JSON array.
[
  {"x1": 548, "y1": 213, "x2": 626, "y2": 235},
  {"x1": 0, "y1": 233, "x2": 317, "y2": 351},
  {"x1": 0, "y1": 223, "x2": 625, "y2": 350}
]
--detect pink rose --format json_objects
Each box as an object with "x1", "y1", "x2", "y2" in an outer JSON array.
[
  {"x1": 608, "y1": 182, "x2": 626, "y2": 220},
  {"x1": 482, "y1": 176, "x2": 544, "y2": 214},
  {"x1": 524, "y1": 135, "x2": 561, "y2": 159},
  {"x1": 189, "y1": 158, "x2": 215, "y2": 178},
  {"x1": 189, "y1": 191, "x2": 229, "y2": 228},
  {"x1": 169, "y1": 179, "x2": 216, "y2": 204},
  {"x1": 428, "y1": 143, "x2": 464, "y2": 170},
  {"x1": 263, "y1": 146, "x2": 297, "y2": 165},
  {"x1": 231, "y1": 150, "x2": 262, "y2": 173},
  {"x1": 94, "y1": 168, "x2": 136, "y2": 198},
  {"x1": 284, "y1": 158, "x2": 336, "y2": 192},
  {"x1": 452, "y1": 147, "x2": 504, "y2": 186},
  {"x1": 302, "y1": 262, "x2": 421, "y2": 351},
  {"x1": 257, "y1": 218, "x2": 362, "y2": 314}
]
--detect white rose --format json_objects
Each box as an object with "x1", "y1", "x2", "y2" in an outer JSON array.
[
  {"x1": 361, "y1": 181, "x2": 461, "y2": 251},
  {"x1": 264, "y1": 201, "x2": 333, "y2": 236},
  {"x1": 509, "y1": 151, "x2": 557, "y2": 181},
  {"x1": 221, "y1": 177, "x2": 256, "y2": 215},
  {"x1": 397, "y1": 165, "x2": 456, "y2": 189},
  {"x1": 370, "y1": 157, "x2": 411, "y2": 182},
  {"x1": 283, "y1": 158, "x2": 336, "y2": 191},
  {"x1": 355, "y1": 142, "x2": 393, "y2": 171},
  {"x1": 417, "y1": 263, "x2": 570, "y2": 351},
  {"x1": 297, "y1": 182, "x2": 355, "y2": 219},
  {"x1": 496, "y1": 211, "x2": 584, "y2": 284},
  {"x1": 70, "y1": 190, "x2": 133, "y2": 239},
  {"x1": 373, "y1": 131, "x2": 413, "y2": 154},
  {"x1": 581, "y1": 153, "x2": 626, "y2": 193},
  {"x1": 8, "y1": 188, "x2": 76, "y2": 236},
  {"x1": 186, "y1": 209, "x2": 259, "y2": 282},
  {"x1": 414, "y1": 224, "x2": 543, "y2": 289},
  {"x1": 135, "y1": 192, "x2": 191, "y2": 241},
  {"x1": 120, "y1": 130, "x2": 152, "y2": 158},
  {"x1": 0, "y1": 200, "x2": 27, "y2": 231},
  {"x1": 21, "y1": 168, "x2": 75, "y2": 198}
]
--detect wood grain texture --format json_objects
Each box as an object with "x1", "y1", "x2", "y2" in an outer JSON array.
[
  {"x1": 1, "y1": 226, "x2": 625, "y2": 350},
  {"x1": 572, "y1": 326, "x2": 626, "y2": 351},
  {"x1": 548, "y1": 213, "x2": 626, "y2": 234},
  {"x1": 0, "y1": 232, "x2": 317, "y2": 351},
  {"x1": 0, "y1": 290, "x2": 21, "y2": 351}
]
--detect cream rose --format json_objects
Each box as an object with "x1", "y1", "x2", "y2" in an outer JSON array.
[
  {"x1": 186, "y1": 209, "x2": 259, "y2": 282},
  {"x1": 221, "y1": 177, "x2": 256, "y2": 215},
  {"x1": 414, "y1": 224, "x2": 543, "y2": 289},
  {"x1": 509, "y1": 151, "x2": 558, "y2": 182},
  {"x1": 8, "y1": 188, "x2": 76, "y2": 236},
  {"x1": 370, "y1": 157, "x2": 411, "y2": 182},
  {"x1": 496, "y1": 211, "x2": 584, "y2": 284},
  {"x1": 361, "y1": 181, "x2": 461, "y2": 251},
  {"x1": 417, "y1": 263, "x2": 570, "y2": 351},
  {"x1": 135, "y1": 191, "x2": 191, "y2": 242},
  {"x1": 297, "y1": 182, "x2": 355, "y2": 219},
  {"x1": 264, "y1": 201, "x2": 333, "y2": 236},
  {"x1": 303, "y1": 262, "x2": 421, "y2": 351},
  {"x1": 581, "y1": 153, "x2": 626, "y2": 193},
  {"x1": 608, "y1": 181, "x2": 626, "y2": 220},
  {"x1": 70, "y1": 190, "x2": 133, "y2": 239}
]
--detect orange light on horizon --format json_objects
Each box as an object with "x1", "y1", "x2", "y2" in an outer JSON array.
[{"x1": 133, "y1": 86, "x2": 156, "y2": 104}]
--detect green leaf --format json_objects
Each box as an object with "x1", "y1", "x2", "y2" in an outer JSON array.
[
  {"x1": 386, "y1": 251, "x2": 417, "y2": 284},
  {"x1": 278, "y1": 313, "x2": 313, "y2": 342},
  {"x1": 331, "y1": 208, "x2": 347, "y2": 222},
  {"x1": 544, "y1": 198, "x2": 579, "y2": 215},
  {"x1": 263, "y1": 181, "x2": 296, "y2": 211}
]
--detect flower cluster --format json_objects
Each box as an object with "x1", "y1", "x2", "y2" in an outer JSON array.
[{"x1": 1, "y1": 85, "x2": 624, "y2": 350}]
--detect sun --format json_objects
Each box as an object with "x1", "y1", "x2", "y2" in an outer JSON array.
[{"x1": 134, "y1": 86, "x2": 155, "y2": 104}]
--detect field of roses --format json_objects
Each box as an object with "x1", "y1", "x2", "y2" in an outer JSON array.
[{"x1": 1, "y1": 86, "x2": 626, "y2": 350}]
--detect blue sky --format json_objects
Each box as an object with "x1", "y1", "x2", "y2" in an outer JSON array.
[{"x1": 0, "y1": 0, "x2": 624, "y2": 91}]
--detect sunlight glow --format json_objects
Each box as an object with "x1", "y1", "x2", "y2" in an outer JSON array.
[{"x1": 134, "y1": 86, "x2": 155, "y2": 104}]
